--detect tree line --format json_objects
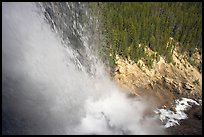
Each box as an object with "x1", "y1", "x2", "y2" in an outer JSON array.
[{"x1": 90, "y1": 2, "x2": 202, "y2": 69}]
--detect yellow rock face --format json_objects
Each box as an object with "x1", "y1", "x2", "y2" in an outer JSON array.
[{"x1": 114, "y1": 48, "x2": 202, "y2": 98}]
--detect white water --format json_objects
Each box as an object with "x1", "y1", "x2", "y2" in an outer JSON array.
[
  {"x1": 155, "y1": 98, "x2": 200, "y2": 128},
  {"x1": 2, "y1": 2, "x2": 165, "y2": 135}
]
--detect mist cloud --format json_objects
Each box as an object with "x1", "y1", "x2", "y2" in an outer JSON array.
[{"x1": 2, "y1": 2, "x2": 165, "y2": 135}]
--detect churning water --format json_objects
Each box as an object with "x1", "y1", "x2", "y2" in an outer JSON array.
[{"x1": 2, "y1": 2, "x2": 165, "y2": 135}]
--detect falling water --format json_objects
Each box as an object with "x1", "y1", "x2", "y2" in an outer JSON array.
[{"x1": 2, "y1": 2, "x2": 165, "y2": 135}]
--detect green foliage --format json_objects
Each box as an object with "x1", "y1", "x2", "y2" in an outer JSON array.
[
  {"x1": 90, "y1": 2, "x2": 202, "y2": 68},
  {"x1": 137, "y1": 62, "x2": 143, "y2": 70},
  {"x1": 145, "y1": 56, "x2": 154, "y2": 69},
  {"x1": 193, "y1": 79, "x2": 200, "y2": 86},
  {"x1": 188, "y1": 57, "x2": 196, "y2": 67}
]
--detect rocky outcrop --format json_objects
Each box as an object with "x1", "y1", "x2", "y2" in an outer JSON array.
[
  {"x1": 114, "y1": 49, "x2": 202, "y2": 107},
  {"x1": 183, "y1": 82, "x2": 194, "y2": 91}
]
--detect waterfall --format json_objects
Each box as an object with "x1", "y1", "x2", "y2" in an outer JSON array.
[{"x1": 2, "y1": 2, "x2": 165, "y2": 135}]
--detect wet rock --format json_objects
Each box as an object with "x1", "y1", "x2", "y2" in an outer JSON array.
[
  {"x1": 169, "y1": 107, "x2": 177, "y2": 113},
  {"x1": 187, "y1": 101, "x2": 197, "y2": 107},
  {"x1": 162, "y1": 105, "x2": 167, "y2": 109},
  {"x1": 166, "y1": 105, "x2": 202, "y2": 135}
]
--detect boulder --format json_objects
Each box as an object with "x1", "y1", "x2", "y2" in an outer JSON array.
[{"x1": 170, "y1": 107, "x2": 177, "y2": 113}]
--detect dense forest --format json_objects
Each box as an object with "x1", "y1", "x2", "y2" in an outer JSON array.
[{"x1": 89, "y1": 2, "x2": 202, "y2": 70}]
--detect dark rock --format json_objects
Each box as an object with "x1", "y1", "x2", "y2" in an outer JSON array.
[
  {"x1": 169, "y1": 107, "x2": 177, "y2": 113},
  {"x1": 166, "y1": 105, "x2": 202, "y2": 135}
]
